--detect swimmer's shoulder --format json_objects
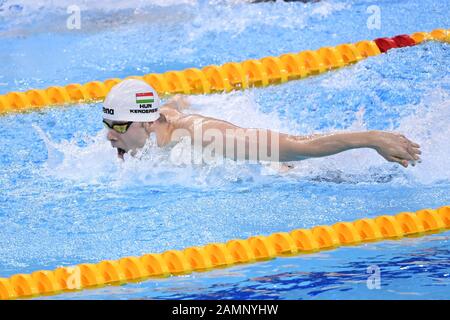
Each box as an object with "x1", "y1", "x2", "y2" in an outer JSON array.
[
  {"x1": 160, "y1": 104, "x2": 206, "y2": 122},
  {"x1": 160, "y1": 105, "x2": 184, "y2": 121}
]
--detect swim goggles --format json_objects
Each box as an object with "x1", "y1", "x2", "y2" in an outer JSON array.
[{"x1": 103, "y1": 120, "x2": 133, "y2": 134}]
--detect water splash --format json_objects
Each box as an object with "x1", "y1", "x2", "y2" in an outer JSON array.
[
  {"x1": 32, "y1": 85, "x2": 450, "y2": 189},
  {"x1": 0, "y1": 0, "x2": 351, "y2": 38},
  {"x1": 0, "y1": 0, "x2": 197, "y2": 35},
  {"x1": 33, "y1": 124, "x2": 118, "y2": 184},
  {"x1": 32, "y1": 124, "x2": 64, "y2": 168},
  {"x1": 397, "y1": 87, "x2": 450, "y2": 184}
]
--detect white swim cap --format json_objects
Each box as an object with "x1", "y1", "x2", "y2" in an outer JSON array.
[{"x1": 102, "y1": 79, "x2": 161, "y2": 122}]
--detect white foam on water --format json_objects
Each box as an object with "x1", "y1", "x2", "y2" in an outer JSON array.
[
  {"x1": 34, "y1": 126, "x2": 118, "y2": 184},
  {"x1": 396, "y1": 87, "x2": 450, "y2": 184},
  {"x1": 185, "y1": 0, "x2": 351, "y2": 41},
  {"x1": 311, "y1": 0, "x2": 350, "y2": 18},
  {"x1": 0, "y1": 0, "x2": 351, "y2": 37},
  {"x1": 185, "y1": 91, "x2": 292, "y2": 131},
  {"x1": 0, "y1": 0, "x2": 197, "y2": 15},
  {"x1": 0, "y1": 0, "x2": 197, "y2": 36}
]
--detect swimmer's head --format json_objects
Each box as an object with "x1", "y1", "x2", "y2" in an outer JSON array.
[{"x1": 102, "y1": 79, "x2": 162, "y2": 159}]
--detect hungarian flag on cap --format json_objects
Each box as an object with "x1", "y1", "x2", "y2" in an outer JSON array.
[{"x1": 136, "y1": 92, "x2": 154, "y2": 104}]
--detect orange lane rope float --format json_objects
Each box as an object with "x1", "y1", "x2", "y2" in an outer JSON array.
[
  {"x1": 0, "y1": 29, "x2": 448, "y2": 116},
  {"x1": 1, "y1": 205, "x2": 448, "y2": 299}
]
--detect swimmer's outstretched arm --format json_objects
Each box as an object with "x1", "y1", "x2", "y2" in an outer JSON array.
[{"x1": 277, "y1": 130, "x2": 421, "y2": 167}]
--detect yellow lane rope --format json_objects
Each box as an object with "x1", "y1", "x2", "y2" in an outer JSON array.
[{"x1": 0, "y1": 29, "x2": 447, "y2": 116}]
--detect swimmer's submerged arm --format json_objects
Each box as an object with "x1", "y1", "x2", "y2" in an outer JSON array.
[{"x1": 277, "y1": 130, "x2": 421, "y2": 167}]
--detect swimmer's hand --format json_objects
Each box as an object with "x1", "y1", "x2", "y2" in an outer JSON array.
[{"x1": 370, "y1": 131, "x2": 421, "y2": 168}]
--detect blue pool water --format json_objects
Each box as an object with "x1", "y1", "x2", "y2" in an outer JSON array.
[{"x1": 0, "y1": 0, "x2": 449, "y2": 299}]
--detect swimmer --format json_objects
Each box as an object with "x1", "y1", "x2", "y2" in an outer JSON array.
[{"x1": 103, "y1": 79, "x2": 421, "y2": 168}]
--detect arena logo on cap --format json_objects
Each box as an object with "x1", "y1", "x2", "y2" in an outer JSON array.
[
  {"x1": 103, "y1": 107, "x2": 114, "y2": 115},
  {"x1": 136, "y1": 92, "x2": 154, "y2": 109}
]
